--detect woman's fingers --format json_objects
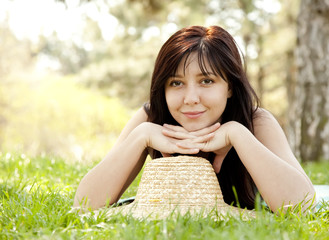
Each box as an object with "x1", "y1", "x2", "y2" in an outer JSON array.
[
  {"x1": 162, "y1": 126, "x2": 216, "y2": 152},
  {"x1": 146, "y1": 122, "x2": 202, "y2": 155},
  {"x1": 162, "y1": 123, "x2": 231, "y2": 155},
  {"x1": 163, "y1": 122, "x2": 220, "y2": 139},
  {"x1": 178, "y1": 147, "x2": 200, "y2": 154},
  {"x1": 170, "y1": 143, "x2": 200, "y2": 154},
  {"x1": 163, "y1": 124, "x2": 188, "y2": 133},
  {"x1": 162, "y1": 128, "x2": 197, "y2": 139},
  {"x1": 191, "y1": 132, "x2": 215, "y2": 143},
  {"x1": 189, "y1": 122, "x2": 220, "y2": 136},
  {"x1": 176, "y1": 141, "x2": 205, "y2": 150},
  {"x1": 161, "y1": 122, "x2": 224, "y2": 154}
]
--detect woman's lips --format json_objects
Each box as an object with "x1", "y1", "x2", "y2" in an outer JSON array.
[{"x1": 182, "y1": 111, "x2": 205, "y2": 119}]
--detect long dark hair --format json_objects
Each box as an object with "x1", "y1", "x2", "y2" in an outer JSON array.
[{"x1": 144, "y1": 26, "x2": 260, "y2": 209}]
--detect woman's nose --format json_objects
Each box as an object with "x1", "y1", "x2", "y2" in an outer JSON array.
[{"x1": 183, "y1": 85, "x2": 200, "y2": 105}]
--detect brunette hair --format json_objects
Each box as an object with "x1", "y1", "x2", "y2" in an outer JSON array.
[{"x1": 144, "y1": 26, "x2": 260, "y2": 209}]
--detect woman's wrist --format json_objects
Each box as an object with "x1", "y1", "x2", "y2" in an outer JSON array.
[
  {"x1": 223, "y1": 121, "x2": 248, "y2": 147},
  {"x1": 133, "y1": 122, "x2": 151, "y2": 150}
]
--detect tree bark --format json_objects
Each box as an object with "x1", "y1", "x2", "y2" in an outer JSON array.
[{"x1": 292, "y1": 0, "x2": 329, "y2": 161}]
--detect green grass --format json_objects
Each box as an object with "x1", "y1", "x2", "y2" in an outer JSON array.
[
  {"x1": 303, "y1": 160, "x2": 329, "y2": 185},
  {"x1": 1, "y1": 152, "x2": 329, "y2": 239}
]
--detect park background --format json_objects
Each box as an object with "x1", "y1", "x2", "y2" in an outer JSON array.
[
  {"x1": 1, "y1": 0, "x2": 328, "y2": 163},
  {"x1": 1, "y1": 0, "x2": 329, "y2": 239}
]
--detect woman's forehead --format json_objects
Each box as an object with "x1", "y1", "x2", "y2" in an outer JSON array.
[{"x1": 176, "y1": 52, "x2": 218, "y2": 76}]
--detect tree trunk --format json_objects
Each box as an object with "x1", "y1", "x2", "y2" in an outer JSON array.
[{"x1": 292, "y1": 0, "x2": 329, "y2": 162}]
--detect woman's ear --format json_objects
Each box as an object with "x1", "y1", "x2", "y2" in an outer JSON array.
[{"x1": 227, "y1": 88, "x2": 233, "y2": 98}]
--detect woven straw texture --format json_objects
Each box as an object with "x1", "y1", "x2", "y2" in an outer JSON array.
[{"x1": 106, "y1": 156, "x2": 255, "y2": 220}]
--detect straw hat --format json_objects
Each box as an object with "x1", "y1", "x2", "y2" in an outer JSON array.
[{"x1": 106, "y1": 156, "x2": 255, "y2": 220}]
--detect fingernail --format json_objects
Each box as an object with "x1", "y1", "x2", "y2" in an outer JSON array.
[{"x1": 162, "y1": 129, "x2": 169, "y2": 133}]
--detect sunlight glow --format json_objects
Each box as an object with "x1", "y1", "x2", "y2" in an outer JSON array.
[
  {"x1": 0, "y1": 0, "x2": 281, "y2": 47},
  {"x1": 0, "y1": 0, "x2": 119, "y2": 43},
  {"x1": 255, "y1": 0, "x2": 281, "y2": 14}
]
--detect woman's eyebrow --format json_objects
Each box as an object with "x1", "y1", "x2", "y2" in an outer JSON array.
[{"x1": 168, "y1": 72, "x2": 216, "y2": 79}]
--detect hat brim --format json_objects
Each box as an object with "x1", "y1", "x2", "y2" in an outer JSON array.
[
  {"x1": 104, "y1": 200, "x2": 255, "y2": 220},
  {"x1": 99, "y1": 156, "x2": 256, "y2": 221}
]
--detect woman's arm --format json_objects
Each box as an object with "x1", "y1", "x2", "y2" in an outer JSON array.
[
  {"x1": 208, "y1": 109, "x2": 315, "y2": 212},
  {"x1": 164, "y1": 108, "x2": 315, "y2": 212},
  {"x1": 73, "y1": 107, "x2": 149, "y2": 209},
  {"x1": 233, "y1": 109, "x2": 315, "y2": 212},
  {"x1": 73, "y1": 107, "x2": 204, "y2": 210}
]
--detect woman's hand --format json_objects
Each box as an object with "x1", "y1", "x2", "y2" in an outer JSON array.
[
  {"x1": 162, "y1": 122, "x2": 221, "y2": 139},
  {"x1": 162, "y1": 122, "x2": 233, "y2": 154},
  {"x1": 162, "y1": 122, "x2": 234, "y2": 172},
  {"x1": 141, "y1": 122, "x2": 202, "y2": 155}
]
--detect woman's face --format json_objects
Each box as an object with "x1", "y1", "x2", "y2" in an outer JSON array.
[{"x1": 165, "y1": 52, "x2": 232, "y2": 132}]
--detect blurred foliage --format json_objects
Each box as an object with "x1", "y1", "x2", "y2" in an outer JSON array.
[
  {"x1": 38, "y1": 34, "x2": 90, "y2": 74},
  {"x1": 0, "y1": 0, "x2": 302, "y2": 161},
  {"x1": 0, "y1": 74, "x2": 130, "y2": 162},
  {"x1": 0, "y1": 21, "x2": 35, "y2": 76},
  {"x1": 75, "y1": 0, "x2": 211, "y2": 107},
  {"x1": 27, "y1": 0, "x2": 301, "y2": 115},
  {"x1": 63, "y1": 0, "x2": 300, "y2": 122}
]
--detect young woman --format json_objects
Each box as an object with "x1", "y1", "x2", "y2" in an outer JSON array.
[{"x1": 73, "y1": 25, "x2": 315, "y2": 212}]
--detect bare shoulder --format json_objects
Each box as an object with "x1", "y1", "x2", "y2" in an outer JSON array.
[
  {"x1": 252, "y1": 107, "x2": 301, "y2": 167},
  {"x1": 253, "y1": 108, "x2": 278, "y2": 125},
  {"x1": 252, "y1": 107, "x2": 289, "y2": 150},
  {"x1": 114, "y1": 106, "x2": 148, "y2": 145},
  {"x1": 129, "y1": 106, "x2": 149, "y2": 124},
  {"x1": 252, "y1": 108, "x2": 284, "y2": 135}
]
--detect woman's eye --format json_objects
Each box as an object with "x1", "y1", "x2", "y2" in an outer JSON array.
[
  {"x1": 169, "y1": 81, "x2": 183, "y2": 87},
  {"x1": 201, "y1": 79, "x2": 214, "y2": 85}
]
